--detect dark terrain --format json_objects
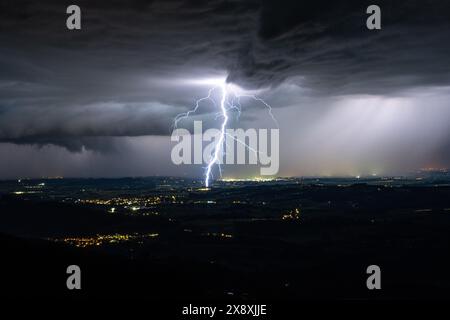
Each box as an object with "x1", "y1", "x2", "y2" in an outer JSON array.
[{"x1": 1, "y1": 175, "x2": 450, "y2": 300}]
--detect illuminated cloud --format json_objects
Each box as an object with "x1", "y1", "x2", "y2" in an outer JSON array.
[{"x1": 0, "y1": 0, "x2": 450, "y2": 177}]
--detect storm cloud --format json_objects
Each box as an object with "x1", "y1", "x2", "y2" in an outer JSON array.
[{"x1": 0, "y1": 0, "x2": 450, "y2": 177}]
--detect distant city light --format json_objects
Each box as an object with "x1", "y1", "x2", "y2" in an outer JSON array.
[
  {"x1": 220, "y1": 177, "x2": 278, "y2": 182},
  {"x1": 52, "y1": 233, "x2": 159, "y2": 248}
]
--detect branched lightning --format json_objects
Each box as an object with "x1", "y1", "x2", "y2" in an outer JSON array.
[
  {"x1": 173, "y1": 79, "x2": 277, "y2": 188},
  {"x1": 204, "y1": 82, "x2": 228, "y2": 188},
  {"x1": 234, "y1": 94, "x2": 279, "y2": 128},
  {"x1": 173, "y1": 86, "x2": 217, "y2": 129}
]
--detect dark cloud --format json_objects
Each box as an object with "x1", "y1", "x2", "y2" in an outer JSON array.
[
  {"x1": 3, "y1": 136, "x2": 123, "y2": 153},
  {"x1": 228, "y1": 0, "x2": 450, "y2": 91},
  {"x1": 0, "y1": 0, "x2": 450, "y2": 174}
]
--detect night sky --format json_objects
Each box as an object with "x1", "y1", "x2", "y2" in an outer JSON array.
[{"x1": 1, "y1": 0, "x2": 450, "y2": 179}]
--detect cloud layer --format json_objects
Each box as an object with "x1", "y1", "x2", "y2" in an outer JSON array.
[{"x1": 1, "y1": 0, "x2": 450, "y2": 177}]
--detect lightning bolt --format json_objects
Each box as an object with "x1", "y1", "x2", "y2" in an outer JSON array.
[
  {"x1": 204, "y1": 82, "x2": 228, "y2": 188},
  {"x1": 173, "y1": 79, "x2": 277, "y2": 188}
]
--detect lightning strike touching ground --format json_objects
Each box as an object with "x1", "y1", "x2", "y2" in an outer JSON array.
[
  {"x1": 173, "y1": 78, "x2": 278, "y2": 188},
  {"x1": 204, "y1": 82, "x2": 228, "y2": 188}
]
